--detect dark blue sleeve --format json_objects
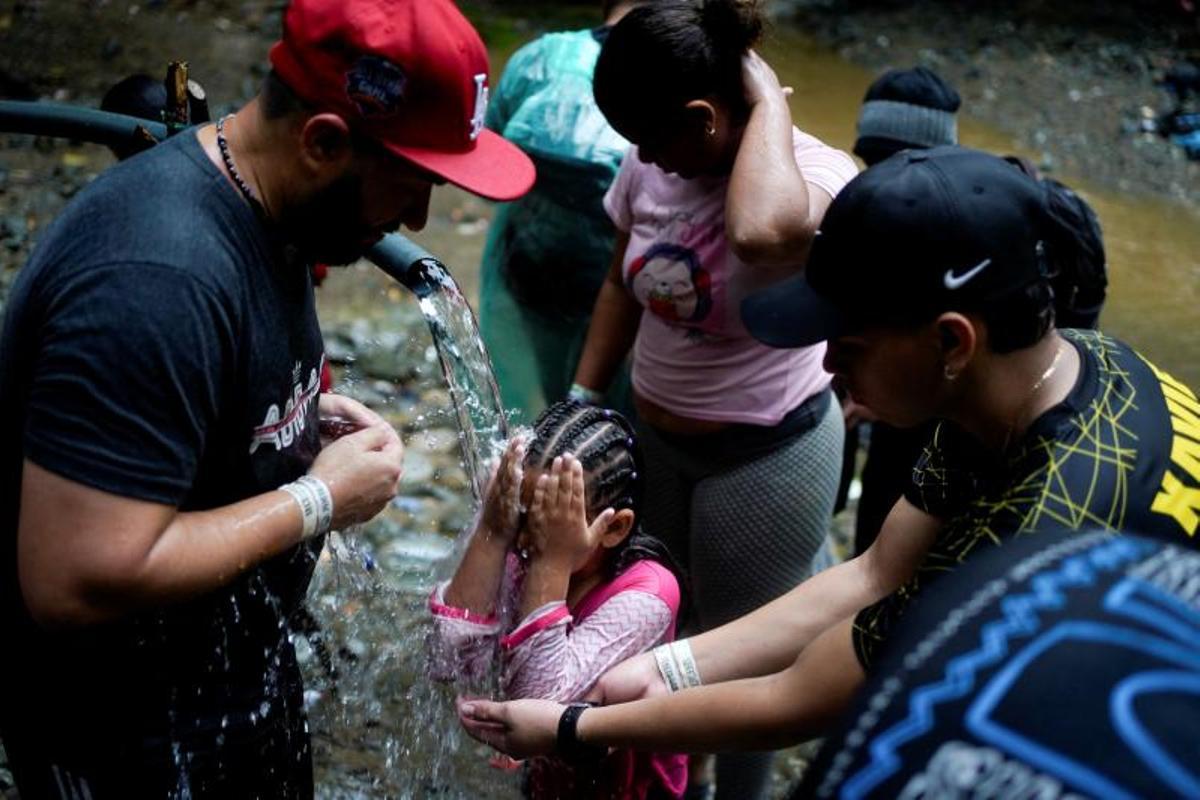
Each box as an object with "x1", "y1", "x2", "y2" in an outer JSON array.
[{"x1": 23, "y1": 261, "x2": 237, "y2": 505}]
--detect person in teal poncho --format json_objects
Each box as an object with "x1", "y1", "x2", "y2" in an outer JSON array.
[{"x1": 479, "y1": 1, "x2": 652, "y2": 425}]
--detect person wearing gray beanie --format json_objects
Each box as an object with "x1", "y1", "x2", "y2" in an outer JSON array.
[{"x1": 854, "y1": 65, "x2": 961, "y2": 165}]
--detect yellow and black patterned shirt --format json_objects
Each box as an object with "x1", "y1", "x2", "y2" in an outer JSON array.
[{"x1": 852, "y1": 329, "x2": 1200, "y2": 668}]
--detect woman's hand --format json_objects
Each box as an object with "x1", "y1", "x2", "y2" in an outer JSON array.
[
  {"x1": 742, "y1": 49, "x2": 789, "y2": 109},
  {"x1": 525, "y1": 455, "x2": 614, "y2": 570},
  {"x1": 458, "y1": 697, "x2": 563, "y2": 759},
  {"x1": 479, "y1": 436, "x2": 528, "y2": 547}
]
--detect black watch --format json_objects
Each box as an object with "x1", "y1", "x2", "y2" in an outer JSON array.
[{"x1": 556, "y1": 702, "x2": 606, "y2": 763}]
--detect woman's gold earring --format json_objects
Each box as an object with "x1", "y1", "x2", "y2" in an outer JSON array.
[{"x1": 943, "y1": 365, "x2": 958, "y2": 381}]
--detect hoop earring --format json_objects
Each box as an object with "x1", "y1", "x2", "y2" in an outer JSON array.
[
  {"x1": 943, "y1": 364, "x2": 958, "y2": 382},
  {"x1": 705, "y1": 124, "x2": 716, "y2": 137}
]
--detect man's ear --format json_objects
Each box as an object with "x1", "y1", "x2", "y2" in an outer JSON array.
[
  {"x1": 599, "y1": 509, "x2": 636, "y2": 550},
  {"x1": 297, "y1": 113, "x2": 355, "y2": 176},
  {"x1": 934, "y1": 312, "x2": 978, "y2": 377}
]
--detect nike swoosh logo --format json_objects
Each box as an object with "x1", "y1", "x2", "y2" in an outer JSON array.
[{"x1": 943, "y1": 258, "x2": 992, "y2": 290}]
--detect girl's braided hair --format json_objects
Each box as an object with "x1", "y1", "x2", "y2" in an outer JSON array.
[{"x1": 524, "y1": 401, "x2": 683, "y2": 583}]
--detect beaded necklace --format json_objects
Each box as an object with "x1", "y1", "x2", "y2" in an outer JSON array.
[{"x1": 215, "y1": 114, "x2": 265, "y2": 216}]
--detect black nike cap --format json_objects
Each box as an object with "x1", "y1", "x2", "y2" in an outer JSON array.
[{"x1": 742, "y1": 146, "x2": 1052, "y2": 348}]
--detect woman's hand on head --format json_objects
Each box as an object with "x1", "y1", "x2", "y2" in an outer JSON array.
[
  {"x1": 741, "y1": 50, "x2": 789, "y2": 108},
  {"x1": 526, "y1": 455, "x2": 615, "y2": 569},
  {"x1": 458, "y1": 697, "x2": 563, "y2": 759},
  {"x1": 480, "y1": 435, "x2": 528, "y2": 547}
]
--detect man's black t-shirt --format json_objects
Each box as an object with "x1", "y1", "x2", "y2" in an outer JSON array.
[
  {"x1": 0, "y1": 132, "x2": 325, "y2": 756},
  {"x1": 797, "y1": 530, "x2": 1200, "y2": 799},
  {"x1": 853, "y1": 330, "x2": 1200, "y2": 668}
]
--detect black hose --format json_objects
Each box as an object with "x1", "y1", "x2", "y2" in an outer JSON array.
[
  {"x1": 0, "y1": 99, "x2": 171, "y2": 150},
  {"x1": 0, "y1": 101, "x2": 444, "y2": 298},
  {"x1": 368, "y1": 234, "x2": 440, "y2": 298}
]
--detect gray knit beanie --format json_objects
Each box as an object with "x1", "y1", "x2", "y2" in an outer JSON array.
[{"x1": 854, "y1": 66, "x2": 961, "y2": 165}]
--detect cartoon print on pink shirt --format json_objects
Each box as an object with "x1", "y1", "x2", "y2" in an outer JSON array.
[{"x1": 626, "y1": 243, "x2": 712, "y2": 325}]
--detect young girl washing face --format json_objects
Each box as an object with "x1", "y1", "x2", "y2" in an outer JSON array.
[{"x1": 429, "y1": 401, "x2": 687, "y2": 799}]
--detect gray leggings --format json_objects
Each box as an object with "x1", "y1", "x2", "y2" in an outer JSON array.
[{"x1": 638, "y1": 391, "x2": 844, "y2": 800}]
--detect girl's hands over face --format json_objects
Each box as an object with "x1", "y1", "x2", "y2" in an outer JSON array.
[
  {"x1": 480, "y1": 436, "x2": 527, "y2": 547},
  {"x1": 526, "y1": 455, "x2": 615, "y2": 570}
]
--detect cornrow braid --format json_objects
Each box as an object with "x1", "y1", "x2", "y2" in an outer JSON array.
[
  {"x1": 525, "y1": 402, "x2": 641, "y2": 514},
  {"x1": 524, "y1": 401, "x2": 684, "y2": 587}
]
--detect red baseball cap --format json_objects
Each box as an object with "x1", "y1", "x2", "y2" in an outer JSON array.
[{"x1": 269, "y1": 0, "x2": 535, "y2": 201}]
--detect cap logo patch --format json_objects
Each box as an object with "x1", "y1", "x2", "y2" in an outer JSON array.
[
  {"x1": 345, "y1": 56, "x2": 408, "y2": 117},
  {"x1": 943, "y1": 258, "x2": 992, "y2": 290},
  {"x1": 469, "y1": 73, "x2": 489, "y2": 141}
]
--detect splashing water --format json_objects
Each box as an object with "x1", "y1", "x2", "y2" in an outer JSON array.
[
  {"x1": 409, "y1": 257, "x2": 510, "y2": 500},
  {"x1": 299, "y1": 253, "x2": 522, "y2": 799}
]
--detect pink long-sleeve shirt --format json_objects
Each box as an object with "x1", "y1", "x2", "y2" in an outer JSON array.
[{"x1": 429, "y1": 556, "x2": 688, "y2": 800}]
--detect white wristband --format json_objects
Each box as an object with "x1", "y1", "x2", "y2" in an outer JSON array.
[
  {"x1": 653, "y1": 644, "x2": 683, "y2": 693},
  {"x1": 280, "y1": 475, "x2": 334, "y2": 540},
  {"x1": 670, "y1": 639, "x2": 702, "y2": 689},
  {"x1": 297, "y1": 475, "x2": 334, "y2": 536}
]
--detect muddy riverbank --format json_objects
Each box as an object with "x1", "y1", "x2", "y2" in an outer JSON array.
[{"x1": 781, "y1": 0, "x2": 1200, "y2": 206}]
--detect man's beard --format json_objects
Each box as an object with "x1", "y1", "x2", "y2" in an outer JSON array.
[{"x1": 278, "y1": 173, "x2": 379, "y2": 266}]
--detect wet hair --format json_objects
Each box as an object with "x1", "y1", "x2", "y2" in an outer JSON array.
[
  {"x1": 594, "y1": 0, "x2": 765, "y2": 132},
  {"x1": 524, "y1": 401, "x2": 684, "y2": 583}
]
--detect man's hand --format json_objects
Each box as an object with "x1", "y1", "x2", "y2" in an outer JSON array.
[
  {"x1": 308, "y1": 423, "x2": 404, "y2": 530},
  {"x1": 584, "y1": 650, "x2": 667, "y2": 705},
  {"x1": 458, "y1": 697, "x2": 563, "y2": 759}
]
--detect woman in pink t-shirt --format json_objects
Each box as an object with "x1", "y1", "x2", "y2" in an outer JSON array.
[
  {"x1": 567, "y1": 3, "x2": 858, "y2": 796},
  {"x1": 429, "y1": 401, "x2": 687, "y2": 799}
]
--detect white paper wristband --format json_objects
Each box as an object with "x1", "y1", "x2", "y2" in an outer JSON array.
[
  {"x1": 653, "y1": 644, "x2": 683, "y2": 693},
  {"x1": 296, "y1": 475, "x2": 334, "y2": 536},
  {"x1": 280, "y1": 475, "x2": 333, "y2": 540},
  {"x1": 670, "y1": 639, "x2": 702, "y2": 689}
]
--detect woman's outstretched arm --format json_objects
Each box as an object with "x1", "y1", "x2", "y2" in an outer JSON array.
[{"x1": 459, "y1": 617, "x2": 863, "y2": 757}]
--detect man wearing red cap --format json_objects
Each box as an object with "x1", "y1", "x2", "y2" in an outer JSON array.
[{"x1": 0, "y1": 1, "x2": 533, "y2": 797}]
